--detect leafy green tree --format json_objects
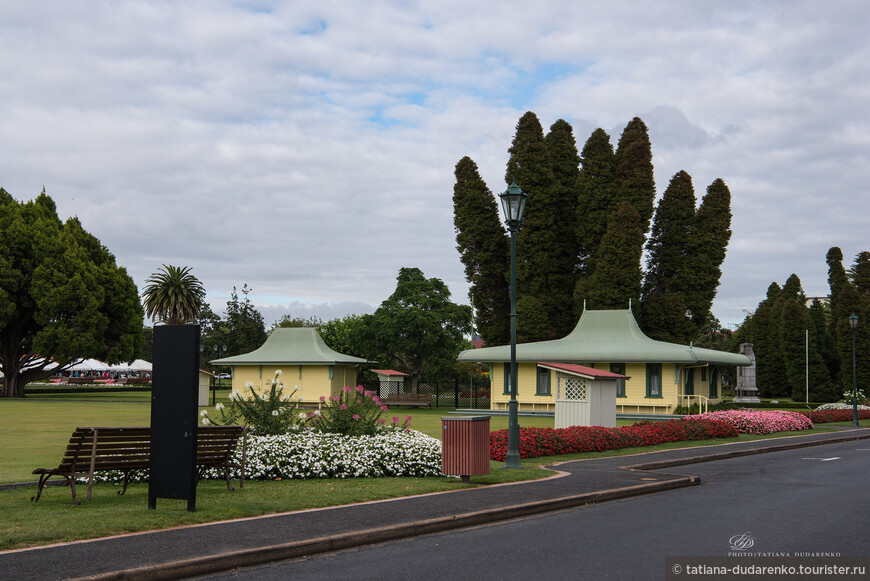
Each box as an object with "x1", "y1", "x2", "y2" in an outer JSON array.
[
  {"x1": 575, "y1": 128, "x2": 617, "y2": 280},
  {"x1": 452, "y1": 156, "x2": 510, "y2": 346},
  {"x1": 585, "y1": 202, "x2": 644, "y2": 310},
  {"x1": 0, "y1": 188, "x2": 143, "y2": 398},
  {"x1": 272, "y1": 314, "x2": 324, "y2": 330},
  {"x1": 317, "y1": 314, "x2": 368, "y2": 356},
  {"x1": 141, "y1": 264, "x2": 205, "y2": 325},
  {"x1": 354, "y1": 268, "x2": 471, "y2": 392},
  {"x1": 613, "y1": 117, "x2": 656, "y2": 234},
  {"x1": 224, "y1": 284, "x2": 267, "y2": 357},
  {"x1": 639, "y1": 170, "x2": 697, "y2": 342}
]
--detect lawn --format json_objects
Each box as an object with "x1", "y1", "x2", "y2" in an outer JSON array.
[{"x1": 1, "y1": 391, "x2": 866, "y2": 551}]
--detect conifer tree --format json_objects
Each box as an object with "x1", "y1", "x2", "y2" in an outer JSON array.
[
  {"x1": 575, "y1": 128, "x2": 617, "y2": 277},
  {"x1": 542, "y1": 119, "x2": 582, "y2": 337},
  {"x1": 807, "y1": 299, "x2": 839, "y2": 402},
  {"x1": 848, "y1": 251, "x2": 870, "y2": 295},
  {"x1": 829, "y1": 250, "x2": 870, "y2": 392},
  {"x1": 639, "y1": 170, "x2": 697, "y2": 342},
  {"x1": 777, "y1": 275, "x2": 809, "y2": 399},
  {"x1": 452, "y1": 156, "x2": 510, "y2": 346},
  {"x1": 752, "y1": 282, "x2": 786, "y2": 397},
  {"x1": 683, "y1": 179, "x2": 733, "y2": 337},
  {"x1": 613, "y1": 117, "x2": 656, "y2": 234},
  {"x1": 585, "y1": 202, "x2": 644, "y2": 310},
  {"x1": 505, "y1": 112, "x2": 558, "y2": 341}
]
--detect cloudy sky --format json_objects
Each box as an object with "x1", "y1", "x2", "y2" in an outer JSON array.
[{"x1": 1, "y1": 1, "x2": 867, "y2": 331}]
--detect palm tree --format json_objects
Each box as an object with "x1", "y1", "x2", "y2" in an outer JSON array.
[{"x1": 141, "y1": 265, "x2": 206, "y2": 325}]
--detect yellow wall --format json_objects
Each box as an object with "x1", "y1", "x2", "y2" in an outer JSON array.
[
  {"x1": 488, "y1": 361, "x2": 723, "y2": 414},
  {"x1": 228, "y1": 364, "x2": 359, "y2": 405}
]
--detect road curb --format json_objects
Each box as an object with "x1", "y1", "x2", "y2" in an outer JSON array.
[
  {"x1": 72, "y1": 476, "x2": 700, "y2": 581},
  {"x1": 625, "y1": 430, "x2": 870, "y2": 471}
]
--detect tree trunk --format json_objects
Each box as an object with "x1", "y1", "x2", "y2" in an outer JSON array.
[{"x1": 1, "y1": 373, "x2": 25, "y2": 398}]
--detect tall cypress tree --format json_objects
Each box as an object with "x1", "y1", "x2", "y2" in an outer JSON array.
[
  {"x1": 452, "y1": 156, "x2": 510, "y2": 346},
  {"x1": 505, "y1": 112, "x2": 558, "y2": 341},
  {"x1": 575, "y1": 128, "x2": 617, "y2": 278},
  {"x1": 613, "y1": 117, "x2": 656, "y2": 234},
  {"x1": 683, "y1": 178, "x2": 733, "y2": 338},
  {"x1": 777, "y1": 275, "x2": 809, "y2": 400},
  {"x1": 807, "y1": 299, "x2": 839, "y2": 402},
  {"x1": 543, "y1": 119, "x2": 581, "y2": 337},
  {"x1": 639, "y1": 170, "x2": 697, "y2": 342},
  {"x1": 585, "y1": 201, "x2": 644, "y2": 310},
  {"x1": 849, "y1": 251, "x2": 870, "y2": 295},
  {"x1": 752, "y1": 282, "x2": 785, "y2": 397}
]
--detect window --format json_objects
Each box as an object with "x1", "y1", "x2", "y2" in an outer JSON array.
[
  {"x1": 610, "y1": 363, "x2": 626, "y2": 397},
  {"x1": 646, "y1": 363, "x2": 662, "y2": 398},
  {"x1": 503, "y1": 363, "x2": 511, "y2": 395},
  {"x1": 536, "y1": 367, "x2": 551, "y2": 395},
  {"x1": 709, "y1": 369, "x2": 718, "y2": 398},
  {"x1": 685, "y1": 368, "x2": 694, "y2": 396},
  {"x1": 701, "y1": 368, "x2": 707, "y2": 382}
]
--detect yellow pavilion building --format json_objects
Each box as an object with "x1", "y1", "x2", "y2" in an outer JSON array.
[
  {"x1": 457, "y1": 309, "x2": 750, "y2": 415},
  {"x1": 211, "y1": 328, "x2": 374, "y2": 404}
]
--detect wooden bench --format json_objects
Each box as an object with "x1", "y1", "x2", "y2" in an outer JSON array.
[
  {"x1": 381, "y1": 393, "x2": 433, "y2": 408},
  {"x1": 120, "y1": 377, "x2": 151, "y2": 385},
  {"x1": 32, "y1": 425, "x2": 246, "y2": 505},
  {"x1": 67, "y1": 377, "x2": 97, "y2": 385}
]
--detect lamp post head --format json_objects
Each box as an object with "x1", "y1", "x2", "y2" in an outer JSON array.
[
  {"x1": 499, "y1": 181, "x2": 527, "y2": 229},
  {"x1": 850, "y1": 313, "x2": 859, "y2": 331}
]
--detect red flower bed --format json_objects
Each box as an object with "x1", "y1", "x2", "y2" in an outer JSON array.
[
  {"x1": 489, "y1": 419, "x2": 738, "y2": 461},
  {"x1": 801, "y1": 409, "x2": 870, "y2": 423}
]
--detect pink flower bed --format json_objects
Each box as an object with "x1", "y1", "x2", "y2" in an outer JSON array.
[{"x1": 684, "y1": 409, "x2": 813, "y2": 434}]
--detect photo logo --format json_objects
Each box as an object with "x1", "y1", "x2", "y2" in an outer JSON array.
[{"x1": 729, "y1": 532, "x2": 755, "y2": 551}]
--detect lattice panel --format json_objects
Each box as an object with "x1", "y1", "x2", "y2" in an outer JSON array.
[{"x1": 560, "y1": 376, "x2": 588, "y2": 402}]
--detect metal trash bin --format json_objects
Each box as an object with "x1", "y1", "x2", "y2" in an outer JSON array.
[{"x1": 441, "y1": 416, "x2": 490, "y2": 483}]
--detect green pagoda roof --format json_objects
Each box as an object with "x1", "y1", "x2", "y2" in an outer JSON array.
[
  {"x1": 211, "y1": 328, "x2": 374, "y2": 366},
  {"x1": 458, "y1": 309, "x2": 749, "y2": 366}
]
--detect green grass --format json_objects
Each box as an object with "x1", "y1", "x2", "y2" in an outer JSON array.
[{"x1": 2, "y1": 392, "x2": 867, "y2": 551}]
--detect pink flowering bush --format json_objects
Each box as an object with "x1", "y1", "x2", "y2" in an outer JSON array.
[
  {"x1": 307, "y1": 385, "x2": 410, "y2": 436},
  {"x1": 684, "y1": 409, "x2": 813, "y2": 434}
]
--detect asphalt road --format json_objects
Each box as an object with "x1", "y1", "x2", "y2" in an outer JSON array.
[{"x1": 196, "y1": 440, "x2": 870, "y2": 580}]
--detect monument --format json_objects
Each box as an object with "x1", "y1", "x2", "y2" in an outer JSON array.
[{"x1": 734, "y1": 343, "x2": 761, "y2": 403}]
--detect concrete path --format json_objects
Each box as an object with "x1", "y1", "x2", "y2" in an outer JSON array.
[{"x1": 2, "y1": 428, "x2": 868, "y2": 581}]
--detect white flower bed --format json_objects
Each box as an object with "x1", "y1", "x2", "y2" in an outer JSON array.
[
  {"x1": 206, "y1": 428, "x2": 443, "y2": 480},
  {"x1": 815, "y1": 402, "x2": 870, "y2": 411},
  {"x1": 86, "y1": 428, "x2": 443, "y2": 485}
]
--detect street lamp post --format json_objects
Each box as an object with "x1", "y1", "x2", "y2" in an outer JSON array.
[
  {"x1": 498, "y1": 181, "x2": 527, "y2": 469},
  {"x1": 850, "y1": 313, "x2": 859, "y2": 427}
]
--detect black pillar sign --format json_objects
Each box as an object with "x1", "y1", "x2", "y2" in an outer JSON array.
[{"x1": 149, "y1": 324, "x2": 200, "y2": 512}]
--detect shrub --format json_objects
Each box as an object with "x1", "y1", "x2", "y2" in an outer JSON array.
[
  {"x1": 307, "y1": 385, "x2": 411, "y2": 436},
  {"x1": 203, "y1": 370, "x2": 302, "y2": 435},
  {"x1": 489, "y1": 419, "x2": 738, "y2": 461},
  {"x1": 841, "y1": 389, "x2": 868, "y2": 406},
  {"x1": 801, "y1": 408, "x2": 870, "y2": 423},
  {"x1": 684, "y1": 409, "x2": 813, "y2": 434}
]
